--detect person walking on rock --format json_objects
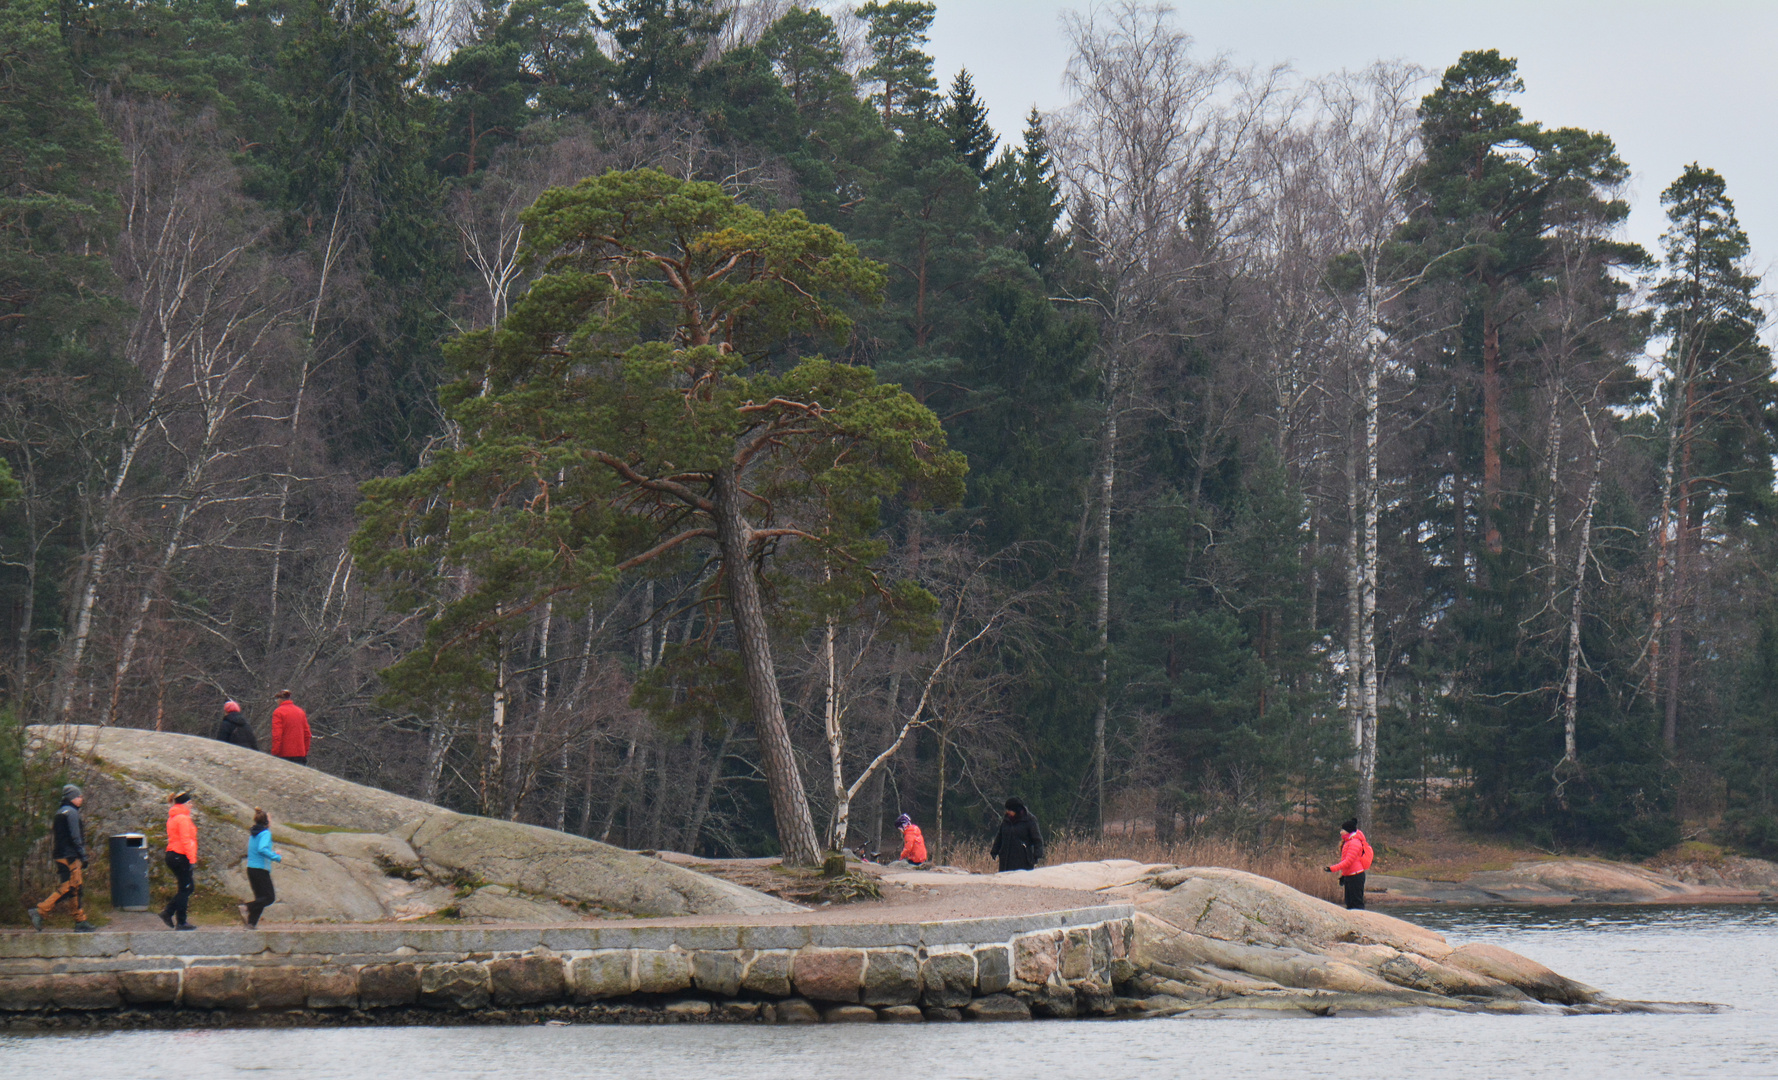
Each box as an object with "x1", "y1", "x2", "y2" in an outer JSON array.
[
  {"x1": 159, "y1": 792, "x2": 199, "y2": 930},
  {"x1": 214, "y1": 700, "x2": 258, "y2": 751},
  {"x1": 239, "y1": 808, "x2": 281, "y2": 929},
  {"x1": 895, "y1": 813, "x2": 927, "y2": 865},
  {"x1": 270, "y1": 689, "x2": 311, "y2": 765},
  {"x1": 991, "y1": 797, "x2": 1044, "y2": 872},
  {"x1": 29, "y1": 785, "x2": 94, "y2": 932},
  {"x1": 1326, "y1": 817, "x2": 1373, "y2": 910}
]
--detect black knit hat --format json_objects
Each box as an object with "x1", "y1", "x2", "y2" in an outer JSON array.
[{"x1": 1340, "y1": 818, "x2": 1359, "y2": 833}]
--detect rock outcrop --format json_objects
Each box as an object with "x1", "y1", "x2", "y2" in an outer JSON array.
[
  {"x1": 30, "y1": 725, "x2": 800, "y2": 921},
  {"x1": 1117, "y1": 867, "x2": 1612, "y2": 1015},
  {"x1": 1367, "y1": 860, "x2": 1765, "y2": 905},
  {"x1": 0, "y1": 860, "x2": 1705, "y2": 1027}
]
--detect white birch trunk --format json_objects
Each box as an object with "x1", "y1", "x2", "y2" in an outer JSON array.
[
  {"x1": 1091, "y1": 349, "x2": 1122, "y2": 836},
  {"x1": 1561, "y1": 435, "x2": 1603, "y2": 765}
]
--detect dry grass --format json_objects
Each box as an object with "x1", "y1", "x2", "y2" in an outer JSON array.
[{"x1": 941, "y1": 833, "x2": 1343, "y2": 905}]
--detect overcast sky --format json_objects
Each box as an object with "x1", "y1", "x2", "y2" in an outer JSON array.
[{"x1": 925, "y1": 0, "x2": 1778, "y2": 286}]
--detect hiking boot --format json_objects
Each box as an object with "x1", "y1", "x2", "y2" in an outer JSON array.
[
  {"x1": 73, "y1": 921, "x2": 95, "y2": 933},
  {"x1": 158, "y1": 911, "x2": 175, "y2": 929},
  {"x1": 27, "y1": 909, "x2": 42, "y2": 931},
  {"x1": 175, "y1": 923, "x2": 197, "y2": 931}
]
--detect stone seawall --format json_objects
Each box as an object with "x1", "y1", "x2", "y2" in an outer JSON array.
[{"x1": 0, "y1": 906, "x2": 1134, "y2": 1029}]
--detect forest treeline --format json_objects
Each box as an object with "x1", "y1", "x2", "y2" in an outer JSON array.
[{"x1": 5, "y1": 0, "x2": 1778, "y2": 862}]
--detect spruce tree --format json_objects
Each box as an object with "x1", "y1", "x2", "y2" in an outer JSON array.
[
  {"x1": 276, "y1": 0, "x2": 447, "y2": 460},
  {"x1": 941, "y1": 69, "x2": 997, "y2": 181},
  {"x1": 986, "y1": 107, "x2": 1066, "y2": 275},
  {"x1": 0, "y1": 0, "x2": 123, "y2": 373}
]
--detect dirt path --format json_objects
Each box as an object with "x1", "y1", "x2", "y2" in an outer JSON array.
[{"x1": 77, "y1": 867, "x2": 1112, "y2": 933}]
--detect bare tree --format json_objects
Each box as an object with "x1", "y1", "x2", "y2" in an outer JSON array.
[{"x1": 1056, "y1": 0, "x2": 1277, "y2": 831}]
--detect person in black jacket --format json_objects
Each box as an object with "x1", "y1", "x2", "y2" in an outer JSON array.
[
  {"x1": 214, "y1": 700, "x2": 258, "y2": 751},
  {"x1": 991, "y1": 797, "x2": 1044, "y2": 872},
  {"x1": 29, "y1": 785, "x2": 94, "y2": 932}
]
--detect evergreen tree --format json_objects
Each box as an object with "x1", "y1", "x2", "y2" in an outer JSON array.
[
  {"x1": 1724, "y1": 604, "x2": 1778, "y2": 855},
  {"x1": 856, "y1": 0, "x2": 936, "y2": 128},
  {"x1": 985, "y1": 107, "x2": 1066, "y2": 276},
  {"x1": 758, "y1": 4, "x2": 851, "y2": 119},
  {"x1": 429, "y1": 0, "x2": 609, "y2": 175},
  {"x1": 1407, "y1": 49, "x2": 1637, "y2": 554},
  {"x1": 939, "y1": 277, "x2": 1095, "y2": 553},
  {"x1": 940, "y1": 69, "x2": 996, "y2": 181},
  {"x1": 693, "y1": 44, "x2": 798, "y2": 153},
  {"x1": 853, "y1": 116, "x2": 988, "y2": 388},
  {"x1": 598, "y1": 0, "x2": 727, "y2": 111},
  {"x1": 0, "y1": 0, "x2": 123, "y2": 373},
  {"x1": 356, "y1": 169, "x2": 964, "y2": 862},
  {"x1": 276, "y1": 0, "x2": 448, "y2": 460},
  {"x1": 1651, "y1": 165, "x2": 1778, "y2": 532}
]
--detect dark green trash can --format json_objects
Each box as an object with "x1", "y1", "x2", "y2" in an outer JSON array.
[{"x1": 109, "y1": 833, "x2": 150, "y2": 911}]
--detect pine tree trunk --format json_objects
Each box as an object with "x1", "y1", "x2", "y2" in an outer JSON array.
[
  {"x1": 712, "y1": 463, "x2": 822, "y2": 864},
  {"x1": 1481, "y1": 310, "x2": 1503, "y2": 554}
]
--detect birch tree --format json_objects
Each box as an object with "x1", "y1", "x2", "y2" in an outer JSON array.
[{"x1": 1055, "y1": 0, "x2": 1267, "y2": 832}]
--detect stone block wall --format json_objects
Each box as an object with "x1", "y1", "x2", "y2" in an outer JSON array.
[{"x1": 0, "y1": 907, "x2": 1134, "y2": 1028}]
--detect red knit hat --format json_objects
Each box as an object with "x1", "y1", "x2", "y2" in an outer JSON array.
[{"x1": 224, "y1": 700, "x2": 241, "y2": 713}]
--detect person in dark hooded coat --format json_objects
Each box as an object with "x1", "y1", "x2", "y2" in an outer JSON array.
[
  {"x1": 214, "y1": 700, "x2": 258, "y2": 751},
  {"x1": 991, "y1": 797, "x2": 1044, "y2": 872}
]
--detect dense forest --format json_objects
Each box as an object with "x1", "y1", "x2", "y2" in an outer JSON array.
[{"x1": 5, "y1": 0, "x2": 1777, "y2": 864}]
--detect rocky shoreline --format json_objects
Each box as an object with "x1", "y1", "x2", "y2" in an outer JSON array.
[{"x1": 0, "y1": 869, "x2": 1717, "y2": 1030}]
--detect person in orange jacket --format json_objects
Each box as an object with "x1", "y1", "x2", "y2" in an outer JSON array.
[
  {"x1": 895, "y1": 813, "x2": 927, "y2": 865},
  {"x1": 270, "y1": 689, "x2": 312, "y2": 765},
  {"x1": 159, "y1": 792, "x2": 199, "y2": 930},
  {"x1": 1326, "y1": 817, "x2": 1372, "y2": 910}
]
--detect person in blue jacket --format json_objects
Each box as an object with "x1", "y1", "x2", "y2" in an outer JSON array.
[{"x1": 240, "y1": 808, "x2": 281, "y2": 928}]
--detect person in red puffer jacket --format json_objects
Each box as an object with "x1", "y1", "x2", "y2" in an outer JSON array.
[
  {"x1": 270, "y1": 689, "x2": 312, "y2": 765},
  {"x1": 1326, "y1": 817, "x2": 1373, "y2": 910},
  {"x1": 895, "y1": 814, "x2": 927, "y2": 865}
]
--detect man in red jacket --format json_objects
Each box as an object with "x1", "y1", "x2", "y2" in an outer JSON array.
[{"x1": 270, "y1": 690, "x2": 312, "y2": 765}]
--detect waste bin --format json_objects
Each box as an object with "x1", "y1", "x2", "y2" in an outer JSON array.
[{"x1": 109, "y1": 833, "x2": 150, "y2": 911}]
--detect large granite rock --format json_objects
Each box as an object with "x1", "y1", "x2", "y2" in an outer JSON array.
[
  {"x1": 1127, "y1": 867, "x2": 1605, "y2": 1013},
  {"x1": 31, "y1": 725, "x2": 800, "y2": 922}
]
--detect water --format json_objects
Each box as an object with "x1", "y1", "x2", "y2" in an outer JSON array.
[{"x1": 4, "y1": 905, "x2": 1775, "y2": 1080}]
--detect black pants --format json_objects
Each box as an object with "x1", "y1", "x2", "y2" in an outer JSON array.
[
  {"x1": 1341, "y1": 871, "x2": 1366, "y2": 910},
  {"x1": 278, "y1": 755, "x2": 307, "y2": 766},
  {"x1": 245, "y1": 868, "x2": 275, "y2": 927},
  {"x1": 163, "y1": 852, "x2": 195, "y2": 924}
]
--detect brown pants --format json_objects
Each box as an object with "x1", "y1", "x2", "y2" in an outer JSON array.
[{"x1": 38, "y1": 858, "x2": 86, "y2": 922}]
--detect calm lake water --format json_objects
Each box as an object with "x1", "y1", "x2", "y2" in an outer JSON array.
[{"x1": 3, "y1": 905, "x2": 1774, "y2": 1080}]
